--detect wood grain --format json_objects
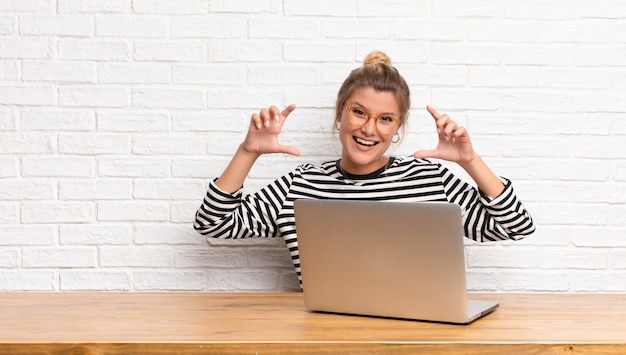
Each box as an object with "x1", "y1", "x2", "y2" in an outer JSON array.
[{"x1": 1, "y1": 292, "x2": 625, "y2": 354}]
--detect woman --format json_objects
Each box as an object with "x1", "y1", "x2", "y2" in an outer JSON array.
[{"x1": 194, "y1": 51, "x2": 535, "y2": 283}]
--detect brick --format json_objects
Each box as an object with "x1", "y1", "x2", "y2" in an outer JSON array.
[
  {"x1": 134, "y1": 41, "x2": 204, "y2": 62},
  {"x1": 171, "y1": 17, "x2": 246, "y2": 38},
  {"x1": 395, "y1": 20, "x2": 465, "y2": 41},
  {"x1": 284, "y1": 0, "x2": 353, "y2": 16},
  {"x1": 98, "y1": 157, "x2": 170, "y2": 178},
  {"x1": 23, "y1": 247, "x2": 96, "y2": 268},
  {"x1": 0, "y1": 38, "x2": 51, "y2": 59},
  {"x1": 21, "y1": 156, "x2": 95, "y2": 177},
  {"x1": 98, "y1": 63, "x2": 170, "y2": 84},
  {"x1": 0, "y1": 180, "x2": 55, "y2": 200},
  {"x1": 0, "y1": 203, "x2": 18, "y2": 224},
  {"x1": 505, "y1": 0, "x2": 576, "y2": 20},
  {"x1": 134, "y1": 270, "x2": 206, "y2": 291},
  {"x1": 0, "y1": 157, "x2": 17, "y2": 177},
  {"x1": 58, "y1": 133, "x2": 130, "y2": 154},
  {"x1": 133, "y1": 179, "x2": 206, "y2": 200},
  {"x1": 20, "y1": 15, "x2": 93, "y2": 36},
  {"x1": 60, "y1": 224, "x2": 132, "y2": 245},
  {"x1": 0, "y1": 226, "x2": 56, "y2": 246},
  {"x1": 135, "y1": 224, "x2": 203, "y2": 245},
  {"x1": 358, "y1": 0, "x2": 429, "y2": 17},
  {"x1": 500, "y1": 271, "x2": 570, "y2": 292},
  {"x1": 60, "y1": 271, "x2": 132, "y2": 291},
  {"x1": 21, "y1": 109, "x2": 96, "y2": 131},
  {"x1": 0, "y1": 271, "x2": 55, "y2": 291},
  {"x1": 95, "y1": 15, "x2": 168, "y2": 38},
  {"x1": 22, "y1": 202, "x2": 95, "y2": 224},
  {"x1": 172, "y1": 64, "x2": 245, "y2": 85},
  {"x1": 97, "y1": 201, "x2": 169, "y2": 222},
  {"x1": 98, "y1": 112, "x2": 169, "y2": 132},
  {"x1": 250, "y1": 19, "x2": 320, "y2": 39},
  {"x1": 132, "y1": 89, "x2": 205, "y2": 109},
  {"x1": 0, "y1": 16, "x2": 16, "y2": 35},
  {"x1": 0, "y1": 250, "x2": 18, "y2": 268},
  {"x1": 539, "y1": 248, "x2": 608, "y2": 269},
  {"x1": 58, "y1": 0, "x2": 130, "y2": 13},
  {"x1": 212, "y1": 0, "x2": 281, "y2": 14},
  {"x1": 133, "y1": 0, "x2": 208, "y2": 14},
  {"x1": 132, "y1": 135, "x2": 207, "y2": 155},
  {"x1": 0, "y1": 86, "x2": 55, "y2": 106},
  {"x1": 432, "y1": 44, "x2": 501, "y2": 65},
  {"x1": 207, "y1": 269, "x2": 279, "y2": 291},
  {"x1": 59, "y1": 179, "x2": 132, "y2": 200},
  {"x1": 433, "y1": 0, "x2": 501, "y2": 18},
  {"x1": 58, "y1": 40, "x2": 130, "y2": 61},
  {"x1": 0, "y1": 61, "x2": 18, "y2": 80},
  {"x1": 100, "y1": 246, "x2": 174, "y2": 267},
  {"x1": 59, "y1": 86, "x2": 130, "y2": 108}
]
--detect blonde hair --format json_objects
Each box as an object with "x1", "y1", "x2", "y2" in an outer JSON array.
[{"x1": 334, "y1": 51, "x2": 410, "y2": 139}]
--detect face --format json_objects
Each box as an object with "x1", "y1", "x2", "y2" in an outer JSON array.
[{"x1": 338, "y1": 87, "x2": 401, "y2": 175}]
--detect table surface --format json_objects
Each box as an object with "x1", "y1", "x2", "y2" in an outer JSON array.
[{"x1": 1, "y1": 292, "x2": 625, "y2": 354}]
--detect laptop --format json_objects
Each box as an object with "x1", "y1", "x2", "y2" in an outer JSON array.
[{"x1": 293, "y1": 199, "x2": 499, "y2": 325}]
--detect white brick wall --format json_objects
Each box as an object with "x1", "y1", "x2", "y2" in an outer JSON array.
[{"x1": 1, "y1": 0, "x2": 625, "y2": 293}]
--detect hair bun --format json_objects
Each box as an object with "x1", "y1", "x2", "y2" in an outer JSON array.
[{"x1": 362, "y1": 50, "x2": 392, "y2": 66}]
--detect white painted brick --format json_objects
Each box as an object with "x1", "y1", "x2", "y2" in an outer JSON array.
[
  {"x1": 531, "y1": 203, "x2": 607, "y2": 226},
  {"x1": 212, "y1": 0, "x2": 281, "y2": 14},
  {"x1": 21, "y1": 109, "x2": 96, "y2": 131},
  {"x1": 171, "y1": 157, "x2": 229, "y2": 178},
  {"x1": 502, "y1": 91, "x2": 572, "y2": 113},
  {"x1": 0, "y1": 61, "x2": 18, "y2": 80},
  {"x1": 132, "y1": 89, "x2": 206, "y2": 110},
  {"x1": 58, "y1": 134, "x2": 130, "y2": 155},
  {"x1": 0, "y1": 226, "x2": 56, "y2": 246},
  {"x1": 432, "y1": 44, "x2": 501, "y2": 65},
  {"x1": 577, "y1": 0, "x2": 626, "y2": 19},
  {"x1": 0, "y1": 109, "x2": 16, "y2": 129},
  {"x1": 504, "y1": 45, "x2": 573, "y2": 66},
  {"x1": 500, "y1": 271, "x2": 570, "y2": 292},
  {"x1": 170, "y1": 202, "x2": 199, "y2": 223},
  {"x1": 20, "y1": 15, "x2": 93, "y2": 36},
  {"x1": 570, "y1": 271, "x2": 626, "y2": 292},
  {"x1": 132, "y1": 135, "x2": 207, "y2": 155},
  {"x1": 433, "y1": 0, "x2": 500, "y2": 18},
  {"x1": 134, "y1": 41, "x2": 204, "y2": 62},
  {"x1": 97, "y1": 201, "x2": 169, "y2": 222},
  {"x1": 135, "y1": 224, "x2": 203, "y2": 245},
  {"x1": 134, "y1": 179, "x2": 206, "y2": 200},
  {"x1": 133, "y1": 0, "x2": 208, "y2": 14},
  {"x1": 22, "y1": 202, "x2": 95, "y2": 224},
  {"x1": 58, "y1": 40, "x2": 130, "y2": 61},
  {"x1": 207, "y1": 87, "x2": 285, "y2": 109},
  {"x1": 0, "y1": 180, "x2": 55, "y2": 200},
  {"x1": 0, "y1": 249, "x2": 18, "y2": 268},
  {"x1": 468, "y1": 20, "x2": 538, "y2": 42},
  {"x1": 175, "y1": 247, "x2": 245, "y2": 268},
  {"x1": 60, "y1": 270, "x2": 132, "y2": 291},
  {"x1": 540, "y1": 21, "x2": 612, "y2": 44},
  {"x1": 98, "y1": 112, "x2": 169, "y2": 132},
  {"x1": 608, "y1": 205, "x2": 626, "y2": 226},
  {"x1": 95, "y1": 15, "x2": 168, "y2": 38},
  {"x1": 0, "y1": 16, "x2": 16, "y2": 35},
  {"x1": 538, "y1": 160, "x2": 610, "y2": 181},
  {"x1": 60, "y1": 224, "x2": 132, "y2": 245},
  {"x1": 571, "y1": 182, "x2": 622, "y2": 204},
  {"x1": 134, "y1": 270, "x2": 206, "y2": 291},
  {"x1": 208, "y1": 40, "x2": 281, "y2": 63},
  {"x1": 59, "y1": 86, "x2": 130, "y2": 108},
  {"x1": 539, "y1": 114, "x2": 610, "y2": 135},
  {"x1": 571, "y1": 228, "x2": 626, "y2": 248},
  {"x1": 0, "y1": 203, "x2": 18, "y2": 224},
  {"x1": 245, "y1": 247, "x2": 293, "y2": 268},
  {"x1": 0, "y1": 271, "x2": 55, "y2": 291},
  {"x1": 466, "y1": 271, "x2": 499, "y2": 291},
  {"x1": 539, "y1": 248, "x2": 607, "y2": 269},
  {"x1": 59, "y1": 179, "x2": 132, "y2": 200},
  {"x1": 469, "y1": 67, "x2": 538, "y2": 88},
  {"x1": 250, "y1": 19, "x2": 320, "y2": 39},
  {"x1": 575, "y1": 46, "x2": 626, "y2": 67},
  {"x1": 100, "y1": 246, "x2": 174, "y2": 267},
  {"x1": 572, "y1": 137, "x2": 626, "y2": 159},
  {"x1": 22, "y1": 156, "x2": 95, "y2": 177},
  {"x1": 284, "y1": 43, "x2": 354, "y2": 63},
  {"x1": 322, "y1": 20, "x2": 392, "y2": 40},
  {"x1": 58, "y1": 0, "x2": 130, "y2": 13},
  {"x1": 574, "y1": 92, "x2": 626, "y2": 113},
  {"x1": 98, "y1": 157, "x2": 170, "y2": 178},
  {"x1": 171, "y1": 111, "x2": 248, "y2": 132},
  {"x1": 284, "y1": 0, "x2": 353, "y2": 16},
  {"x1": 395, "y1": 20, "x2": 465, "y2": 41},
  {"x1": 172, "y1": 64, "x2": 245, "y2": 85},
  {"x1": 98, "y1": 63, "x2": 169, "y2": 84},
  {"x1": 207, "y1": 269, "x2": 280, "y2": 291},
  {"x1": 23, "y1": 247, "x2": 96, "y2": 268},
  {"x1": 358, "y1": 0, "x2": 429, "y2": 17},
  {"x1": 608, "y1": 249, "x2": 626, "y2": 269},
  {"x1": 432, "y1": 89, "x2": 500, "y2": 111},
  {"x1": 0, "y1": 86, "x2": 55, "y2": 106},
  {"x1": 0, "y1": 157, "x2": 17, "y2": 177},
  {"x1": 0, "y1": 38, "x2": 51, "y2": 59},
  {"x1": 467, "y1": 246, "x2": 538, "y2": 268},
  {"x1": 172, "y1": 17, "x2": 245, "y2": 39},
  {"x1": 505, "y1": 0, "x2": 575, "y2": 20}
]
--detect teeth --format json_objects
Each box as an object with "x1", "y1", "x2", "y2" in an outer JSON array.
[{"x1": 355, "y1": 137, "x2": 377, "y2": 146}]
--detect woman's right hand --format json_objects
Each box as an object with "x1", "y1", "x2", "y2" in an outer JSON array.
[{"x1": 241, "y1": 104, "x2": 300, "y2": 156}]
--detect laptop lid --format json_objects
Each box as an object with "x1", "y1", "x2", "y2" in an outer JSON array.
[{"x1": 294, "y1": 199, "x2": 498, "y2": 325}]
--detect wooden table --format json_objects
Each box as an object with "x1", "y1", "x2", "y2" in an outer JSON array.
[{"x1": 0, "y1": 292, "x2": 625, "y2": 354}]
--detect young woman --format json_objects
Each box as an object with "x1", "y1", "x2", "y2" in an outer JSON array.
[{"x1": 194, "y1": 51, "x2": 535, "y2": 283}]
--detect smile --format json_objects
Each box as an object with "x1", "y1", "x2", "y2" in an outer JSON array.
[{"x1": 353, "y1": 136, "x2": 379, "y2": 147}]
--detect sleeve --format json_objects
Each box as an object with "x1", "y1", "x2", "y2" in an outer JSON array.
[
  {"x1": 439, "y1": 165, "x2": 536, "y2": 242},
  {"x1": 193, "y1": 171, "x2": 295, "y2": 239}
]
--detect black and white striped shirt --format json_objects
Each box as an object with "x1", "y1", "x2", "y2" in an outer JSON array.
[{"x1": 194, "y1": 156, "x2": 535, "y2": 281}]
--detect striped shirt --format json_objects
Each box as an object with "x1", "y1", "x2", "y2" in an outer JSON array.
[{"x1": 194, "y1": 156, "x2": 535, "y2": 282}]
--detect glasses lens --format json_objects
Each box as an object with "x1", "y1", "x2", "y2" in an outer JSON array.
[{"x1": 347, "y1": 106, "x2": 398, "y2": 135}]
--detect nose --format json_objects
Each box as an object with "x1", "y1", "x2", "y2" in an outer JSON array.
[{"x1": 360, "y1": 116, "x2": 377, "y2": 135}]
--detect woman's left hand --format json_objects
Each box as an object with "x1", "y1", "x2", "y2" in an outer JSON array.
[{"x1": 413, "y1": 106, "x2": 476, "y2": 165}]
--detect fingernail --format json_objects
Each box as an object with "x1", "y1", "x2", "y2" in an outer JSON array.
[
  {"x1": 275, "y1": 114, "x2": 280, "y2": 121},
  {"x1": 264, "y1": 120, "x2": 270, "y2": 127},
  {"x1": 256, "y1": 123, "x2": 262, "y2": 129}
]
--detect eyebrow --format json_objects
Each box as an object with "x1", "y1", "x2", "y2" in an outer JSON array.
[{"x1": 351, "y1": 101, "x2": 398, "y2": 117}]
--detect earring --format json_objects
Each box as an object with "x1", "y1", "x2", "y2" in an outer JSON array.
[
  {"x1": 335, "y1": 121, "x2": 340, "y2": 130},
  {"x1": 392, "y1": 133, "x2": 400, "y2": 143}
]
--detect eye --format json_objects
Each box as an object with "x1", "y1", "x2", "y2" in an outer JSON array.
[
  {"x1": 378, "y1": 116, "x2": 395, "y2": 124},
  {"x1": 351, "y1": 108, "x2": 367, "y2": 118}
]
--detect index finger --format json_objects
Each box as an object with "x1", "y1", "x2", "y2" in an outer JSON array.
[
  {"x1": 281, "y1": 104, "x2": 296, "y2": 118},
  {"x1": 426, "y1": 105, "x2": 441, "y2": 119}
]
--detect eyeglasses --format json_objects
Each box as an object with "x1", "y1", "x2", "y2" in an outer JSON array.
[{"x1": 345, "y1": 106, "x2": 401, "y2": 135}]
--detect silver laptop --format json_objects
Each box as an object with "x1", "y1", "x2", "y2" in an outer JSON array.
[{"x1": 294, "y1": 199, "x2": 499, "y2": 325}]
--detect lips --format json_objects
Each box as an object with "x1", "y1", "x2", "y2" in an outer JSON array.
[{"x1": 353, "y1": 136, "x2": 379, "y2": 147}]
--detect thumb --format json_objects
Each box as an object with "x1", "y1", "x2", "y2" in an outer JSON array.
[
  {"x1": 413, "y1": 149, "x2": 438, "y2": 160},
  {"x1": 277, "y1": 144, "x2": 301, "y2": 156}
]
